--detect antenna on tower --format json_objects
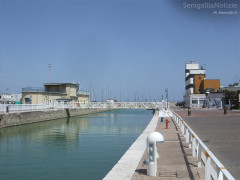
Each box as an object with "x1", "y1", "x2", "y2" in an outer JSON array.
[{"x1": 48, "y1": 64, "x2": 51, "y2": 83}]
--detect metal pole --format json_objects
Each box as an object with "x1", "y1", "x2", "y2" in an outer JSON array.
[
  {"x1": 48, "y1": 64, "x2": 51, "y2": 105},
  {"x1": 165, "y1": 88, "x2": 168, "y2": 109},
  {"x1": 48, "y1": 64, "x2": 51, "y2": 83}
]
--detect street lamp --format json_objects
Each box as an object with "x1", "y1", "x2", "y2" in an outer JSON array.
[
  {"x1": 48, "y1": 64, "x2": 51, "y2": 104},
  {"x1": 165, "y1": 88, "x2": 168, "y2": 109}
]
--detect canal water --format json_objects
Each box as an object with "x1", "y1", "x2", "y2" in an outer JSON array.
[{"x1": 0, "y1": 109, "x2": 153, "y2": 180}]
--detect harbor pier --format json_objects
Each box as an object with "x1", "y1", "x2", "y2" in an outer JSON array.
[{"x1": 105, "y1": 105, "x2": 237, "y2": 180}]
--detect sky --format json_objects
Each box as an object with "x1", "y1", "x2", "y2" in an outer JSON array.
[{"x1": 0, "y1": 0, "x2": 239, "y2": 102}]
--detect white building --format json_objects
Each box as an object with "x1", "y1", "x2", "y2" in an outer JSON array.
[
  {"x1": 0, "y1": 93, "x2": 22, "y2": 104},
  {"x1": 184, "y1": 61, "x2": 206, "y2": 108},
  {"x1": 185, "y1": 61, "x2": 206, "y2": 95}
]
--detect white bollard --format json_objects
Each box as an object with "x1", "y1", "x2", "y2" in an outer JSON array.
[{"x1": 146, "y1": 132, "x2": 164, "y2": 177}]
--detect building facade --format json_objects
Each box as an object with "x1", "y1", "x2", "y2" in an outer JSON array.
[
  {"x1": 22, "y1": 83, "x2": 90, "y2": 104},
  {"x1": 184, "y1": 61, "x2": 221, "y2": 108},
  {"x1": 185, "y1": 61, "x2": 206, "y2": 95}
]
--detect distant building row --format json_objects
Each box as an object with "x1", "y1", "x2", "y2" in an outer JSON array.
[{"x1": 0, "y1": 94, "x2": 22, "y2": 104}]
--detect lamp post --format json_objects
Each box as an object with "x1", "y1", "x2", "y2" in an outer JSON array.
[
  {"x1": 165, "y1": 88, "x2": 168, "y2": 109},
  {"x1": 48, "y1": 64, "x2": 51, "y2": 104}
]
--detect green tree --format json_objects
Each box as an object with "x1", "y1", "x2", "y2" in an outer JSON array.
[{"x1": 223, "y1": 90, "x2": 236, "y2": 109}]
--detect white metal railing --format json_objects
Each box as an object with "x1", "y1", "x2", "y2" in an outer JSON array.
[
  {"x1": 53, "y1": 102, "x2": 162, "y2": 109},
  {"x1": 0, "y1": 101, "x2": 164, "y2": 113},
  {"x1": 191, "y1": 104, "x2": 204, "y2": 108},
  {"x1": 0, "y1": 104, "x2": 52, "y2": 113},
  {"x1": 171, "y1": 111, "x2": 235, "y2": 180}
]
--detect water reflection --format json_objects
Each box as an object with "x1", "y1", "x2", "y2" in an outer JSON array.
[
  {"x1": 0, "y1": 109, "x2": 152, "y2": 180},
  {"x1": 0, "y1": 116, "x2": 88, "y2": 139},
  {"x1": 0, "y1": 110, "x2": 148, "y2": 149}
]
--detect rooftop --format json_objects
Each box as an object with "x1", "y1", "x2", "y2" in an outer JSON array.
[{"x1": 44, "y1": 83, "x2": 79, "y2": 86}]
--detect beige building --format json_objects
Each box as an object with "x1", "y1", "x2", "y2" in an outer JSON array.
[{"x1": 22, "y1": 83, "x2": 89, "y2": 104}]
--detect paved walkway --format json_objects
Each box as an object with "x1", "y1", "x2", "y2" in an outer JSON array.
[{"x1": 132, "y1": 115, "x2": 205, "y2": 180}]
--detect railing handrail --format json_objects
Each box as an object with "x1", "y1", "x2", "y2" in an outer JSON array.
[
  {"x1": 171, "y1": 111, "x2": 235, "y2": 180},
  {"x1": 0, "y1": 103, "x2": 52, "y2": 113},
  {"x1": 22, "y1": 87, "x2": 45, "y2": 92}
]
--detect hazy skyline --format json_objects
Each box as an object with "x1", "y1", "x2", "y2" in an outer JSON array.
[{"x1": 1, "y1": 0, "x2": 239, "y2": 101}]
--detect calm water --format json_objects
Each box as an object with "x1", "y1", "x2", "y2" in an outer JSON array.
[{"x1": 0, "y1": 109, "x2": 153, "y2": 180}]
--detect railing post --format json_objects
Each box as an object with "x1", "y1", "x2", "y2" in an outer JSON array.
[
  {"x1": 182, "y1": 121, "x2": 185, "y2": 135},
  {"x1": 205, "y1": 151, "x2": 211, "y2": 180},
  {"x1": 192, "y1": 134, "x2": 196, "y2": 157},
  {"x1": 181, "y1": 121, "x2": 184, "y2": 134},
  {"x1": 179, "y1": 119, "x2": 182, "y2": 130},
  {"x1": 4, "y1": 105, "x2": 6, "y2": 113},
  {"x1": 188, "y1": 131, "x2": 192, "y2": 148},
  {"x1": 217, "y1": 166, "x2": 224, "y2": 180},
  {"x1": 197, "y1": 142, "x2": 202, "y2": 167},
  {"x1": 186, "y1": 127, "x2": 189, "y2": 142}
]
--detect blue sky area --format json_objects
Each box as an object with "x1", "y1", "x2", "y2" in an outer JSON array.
[{"x1": 0, "y1": 0, "x2": 239, "y2": 101}]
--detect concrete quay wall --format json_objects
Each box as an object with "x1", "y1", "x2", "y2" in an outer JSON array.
[
  {"x1": 0, "y1": 108, "x2": 111, "y2": 128},
  {"x1": 103, "y1": 110, "x2": 162, "y2": 180}
]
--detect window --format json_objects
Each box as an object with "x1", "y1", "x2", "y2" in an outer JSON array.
[
  {"x1": 25, "y1": 98, "x2": 31, "y2": 104},
  {"x1": 192, "y1": 100, "x2": 198, "y2": 104}
]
